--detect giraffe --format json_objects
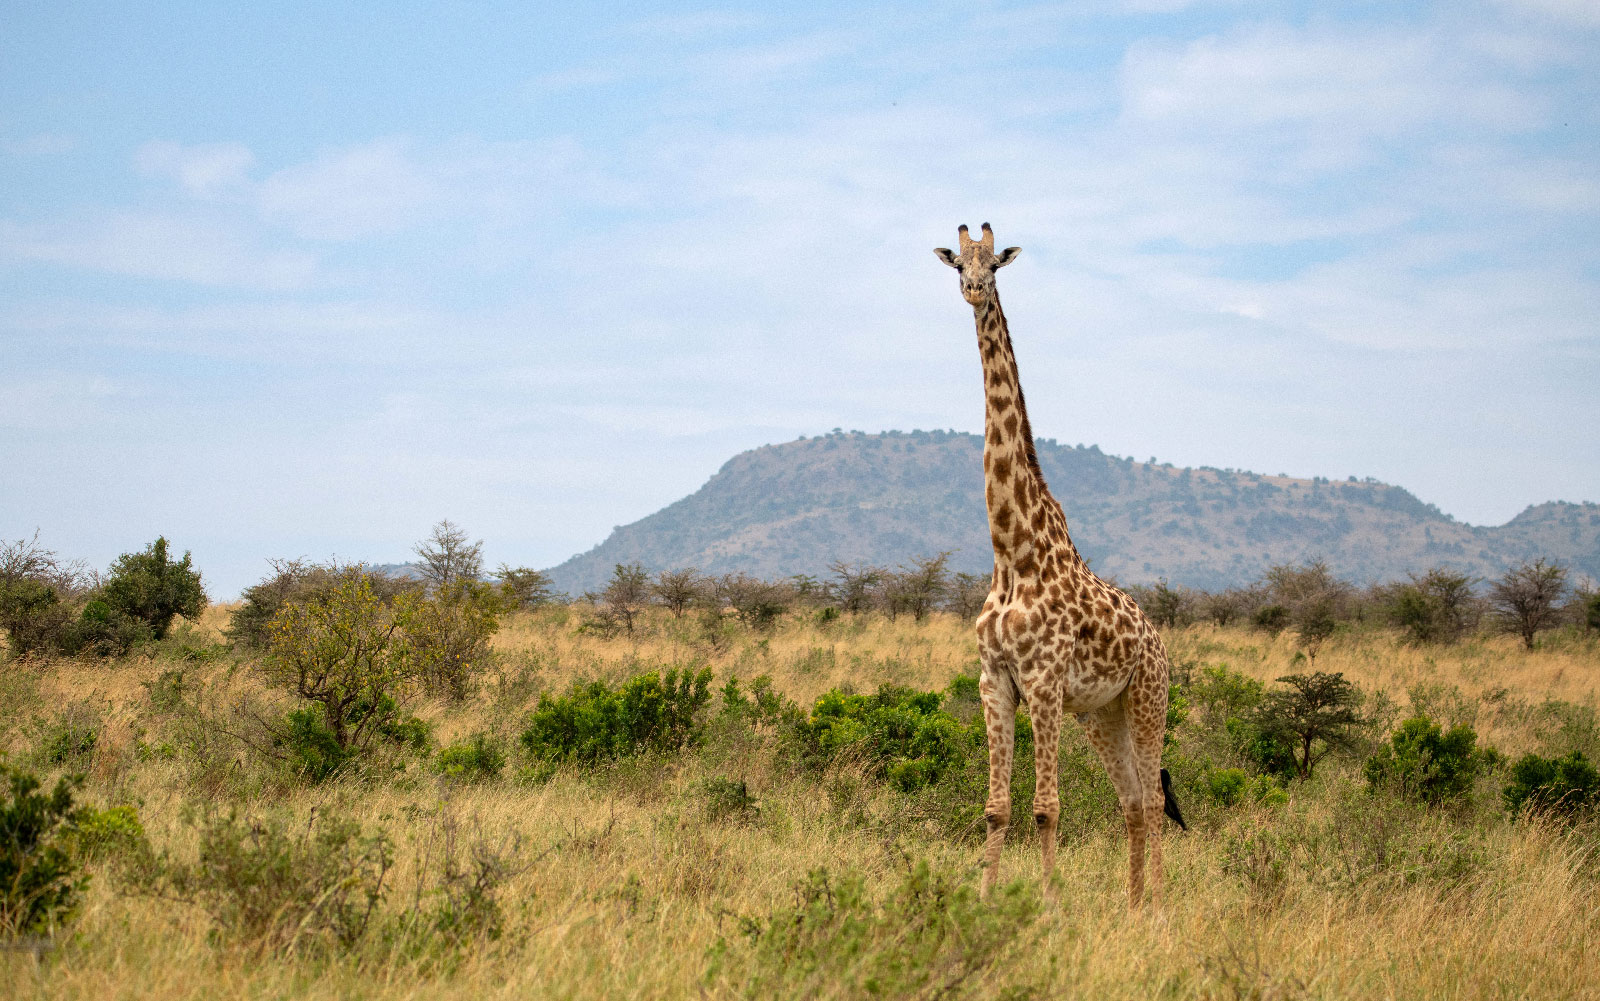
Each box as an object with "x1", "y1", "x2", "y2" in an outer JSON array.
[{"x1": 934, "y1": 223, "x2": 1186, "y2": 910}]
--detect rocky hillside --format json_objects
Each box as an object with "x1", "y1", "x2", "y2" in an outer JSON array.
[{"x1": 546, "y1": 430, "x2": 1600, "y2": 595}]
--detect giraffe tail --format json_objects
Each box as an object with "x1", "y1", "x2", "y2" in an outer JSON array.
[{"x1": 1160, "y1": 768, "x2": 1187, "y2": 831}]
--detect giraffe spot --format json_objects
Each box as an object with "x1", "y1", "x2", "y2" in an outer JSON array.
[{"x1": 1004, "y1": 413, "x2": 1019, "y2": 437}]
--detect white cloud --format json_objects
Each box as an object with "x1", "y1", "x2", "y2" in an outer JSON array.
[
  {"x1": 0, "y1": 212, "x2": 316, "y2": 289},
  {"x1": 258, "y1": 139, "x2": 440, "y2": 240},
  {"x1": 135, "y1": 140, "x2": 256, "y2": 197}
]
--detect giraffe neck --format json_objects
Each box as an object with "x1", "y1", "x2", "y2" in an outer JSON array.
[{"x1": 975, "y1": 294, "x2": 1079, "y2": 578}]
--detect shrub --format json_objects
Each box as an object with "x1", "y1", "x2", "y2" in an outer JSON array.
[
  {"x1": 99, "y1": 536, "x2": 206, "y2": 640},
  {"x1": 718, "y1": 573, "x2": 794, "y2": 630},
  {"x1": 1503, "y1": 751, "x2": 1599, "y2": 817},
  {"x1": 436, "y1": 734, "x2": 506, "y2": 782},
  {"x1": 709, "y1": 861, "x2": 1040, "y2": 1000},
  {"x1": 0, "y1": 533, "x2": 83, "y2": 658},
  {"x1": 0, "y1": 764, "x2": 84, "y2": 937},
  {"x1": 1364, "y1": 715, "x2": 1489, "y2": 804},
  {"x1": 1251, "y1": 604, "x2": 1290, "y2": 635},
  {"x1": 520, "y1": 666, "x2": 713, "y2": 763},
  {"x1": 229, "y1": 559, "x2": 415, "y2": 649},
  {"x1": 1208, "y1": 767, "x2": 1249, "y2": 806},
  {"x1": 393, "y1": 810, "x2": 521, "y2": 960},
  {"x1": 1388, "y1": 568, "x2": 1479, "y2": 645},
  {"x1": 163, "y1": 810, "x2": 393, "y2": 954},
  {"x1": 60, "y1": 598, "x2": 152, "y2": 657},
  {"x1": 793, "y1": 685, "x2": 981, "y2": 791},
  {"x1": 70, "y1": 804, "x2": 148, "y2": 861},
  {"x1": 263, "y1": 568, "x2": 425, "y2": 760},
  {"x1": 494, "y1": 564, "x2": 559, "y2": 610},
  {"x1": 407, "y1": 579, "x2": 502, "y2": 701},
  {"x1": 719, "y1": 674, "x2": 797, "y2": 730}
]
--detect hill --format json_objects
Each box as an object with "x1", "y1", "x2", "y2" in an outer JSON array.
[{"x1": 545, "y1": 430, "x2": 1600, "y2": 594}]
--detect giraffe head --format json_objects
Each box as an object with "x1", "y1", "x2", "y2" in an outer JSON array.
[{"x1": 934, "y1": 223, "x2": 1020, "y2": 307}]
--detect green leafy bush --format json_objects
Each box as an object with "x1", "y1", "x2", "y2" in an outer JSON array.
[
  {"x1": 99, "y1": 536, "x2": 206, "y2": 640},
  {"x1": 708, "y1": 861, "x2": 1040, "y2": 1000},
  {"x1": 162, "y1": 810, "x2": 392, "y2": 954},
  {"x1": 520, "y1": 666, "x2": 713, "y2": 763},
  {"x1": 1365, "y1": 715, "x2": 1490, "y2": 804},
  {"x1": 70, "y1": 804, "x2": 148, "y2": 861},
  {"x1": 1208, "y1": 767, "x2": 1249, "y2": 806},
  {"x1": 0, "y1": 764, "x2": 84, "y2": 937},
  {"x1": 1503, "y1": 751, "x2": 1599, "y2": 817},
  {"x1": 435, "y1": 733, "x2": 506, "y2": 782},
  {"x1": 793, "y1": 684, "x2": 981, "y2": 791}
]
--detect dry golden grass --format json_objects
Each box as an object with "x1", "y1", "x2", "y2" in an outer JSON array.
[{"x1": 4, "y1": 606, "x2": 1599, "y2": 999}]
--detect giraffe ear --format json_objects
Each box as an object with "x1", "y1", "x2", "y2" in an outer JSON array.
[
  {"x1": 994, "y1": 247, "x2": 1021, "y2": 268},
  {"x1": 934, "y1": 248, "x2": 960, "y2": 268}
]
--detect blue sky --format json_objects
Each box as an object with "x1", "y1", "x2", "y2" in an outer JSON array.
[{"x1": 3, "y1": 1, "x2": 1598, "y2": 597}]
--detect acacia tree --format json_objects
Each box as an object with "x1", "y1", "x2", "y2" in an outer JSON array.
[
  {"x1": 653, "y1": 568, "x2": 705, "y2": 618},
  {"x1": 413, "y1": 520, "x2": 484, "y2": 591},
  {"x1": 946, "y1": 571, "x2": 992, "y2": 619},
  {"x1": 887, "y1": 552, "x2": 951, "y2": 622},
  {"x1": 494, "y1": 564, "x2": 557, "y2": 610},
  {"x1": 1255, "y1": 672, "x2": 1363, "y2": 779},
  {"x1": 1489, "y1": 558, "x2": 1568, "y2": 650},
  {"x1": 828, "y1": 561, "x2": 883, "y2": 615},
  {"x1": 590, "y1": 563, "x2": 651, "y2": 634}
]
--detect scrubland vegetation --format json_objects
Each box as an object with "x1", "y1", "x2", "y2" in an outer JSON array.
[{"x1": 4, "y1": 526, "x2": 1600, "y2": 998}]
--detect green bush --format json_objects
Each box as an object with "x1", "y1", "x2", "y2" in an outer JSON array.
[
  {"x1": 0, "y1": 764, "x2": 84, "y2": 937},
  {"x1": 719, "y1": 674, "x2": 797, "y2": 730},
  {"x1": 59, "y1": 598, "x2": 153, "y2": 657},
  {"x1": 1208, "y1": 767, "x2": 1249, "y2": 806},
  {"x1": 520, "y1": 666, "x2": 713, "y2": 763},
  {"x1": 70, "y1": 804, "x2": 148, "y2": 861},
  {"x1": 793, "y1": 684, "x2": 981, "y2": 791},
  {"x1": 1365, "y1": 715, "x2": 1490, "y2": 804},
  {"x1": 708, "y1": 861, "x2": 1040, "y2": 1000},
  {"x1": 162, "y1": 810, "x2": 392, "y2": 954},
  {"x1": 1503, "y1": 751, "x2": 1599, "y2": 817},
  {"x1": 100, "y1": 537, "x2": 206, "y2": 640},
  {"x1": 436, "y1": 734, "x2": 506, "y2": 782},
  {"x1": 275, "y1": 707, "x2": 358, "y2": 782},
  {"x1": 0, "y1": 578, "x2": 73, "y2": 658}
]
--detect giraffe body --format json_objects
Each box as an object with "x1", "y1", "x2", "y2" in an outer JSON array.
[{"x1": 935, "y1": 223, "x2": 1180, "y2": 909}]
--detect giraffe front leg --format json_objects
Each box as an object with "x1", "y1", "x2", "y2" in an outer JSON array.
[
  {"x1": 978, "y1": 665, "x2": 1018, "y2": 899},
  {"x1": 1026, "y1": 687, "x2": 1063, "y2": 901}
]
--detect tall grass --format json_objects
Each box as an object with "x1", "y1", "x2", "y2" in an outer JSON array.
[{"x1": 3, "y1": 605, "x2": 1597, "y2": 999}]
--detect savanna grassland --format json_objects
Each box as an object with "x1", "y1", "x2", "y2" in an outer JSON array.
[{"x1": 5, "y1": 603, "x2": 1600, "y2": 1000}]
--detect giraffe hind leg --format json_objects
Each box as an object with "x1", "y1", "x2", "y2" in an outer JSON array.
[{"x1": 1078, "y1": 693, "x2": 1147, "y2": 908}]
